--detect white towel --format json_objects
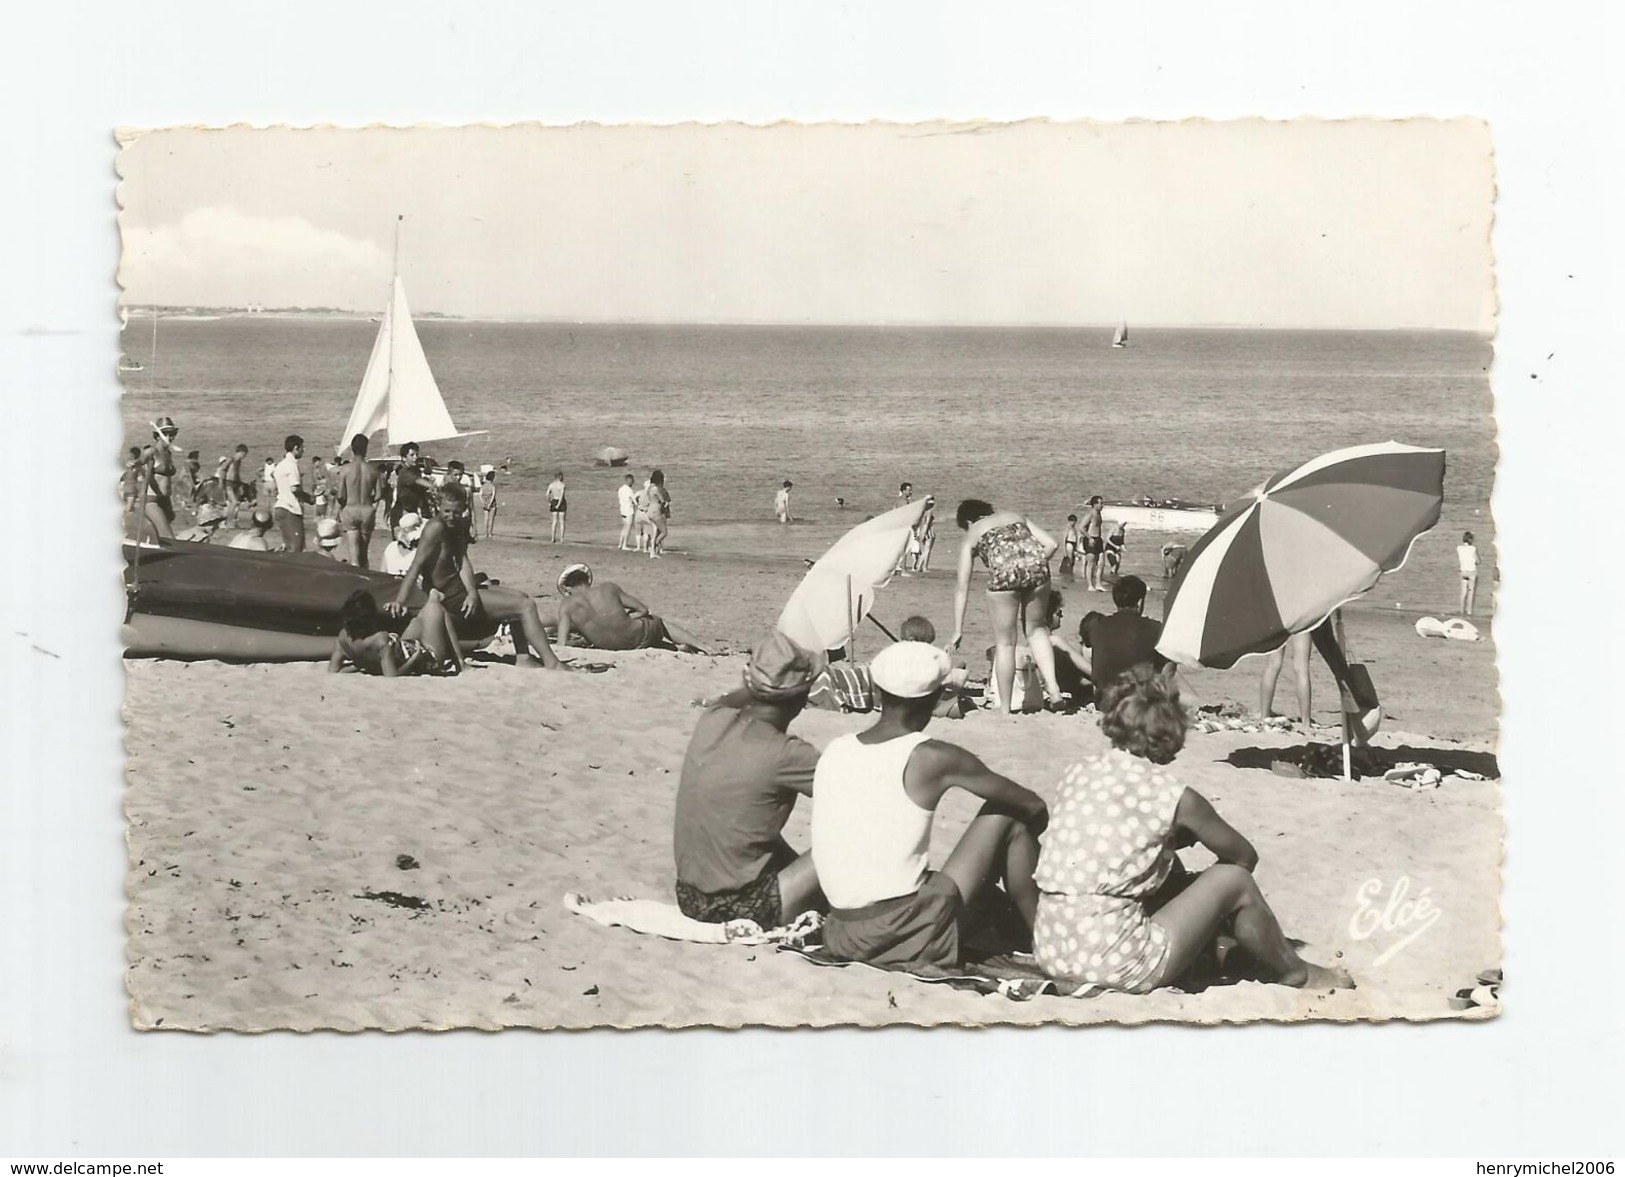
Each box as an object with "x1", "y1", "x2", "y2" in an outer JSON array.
[{"x1": 563, "y1": 892, "x2": 821, "y2": 947}]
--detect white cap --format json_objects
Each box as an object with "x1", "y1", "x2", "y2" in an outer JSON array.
[
  {"x1": 557, "y1": 563, "x2": 593, "y2": 591},
  {"x1": 870, "y1": 641, "x2": 952, "y2": 698}
]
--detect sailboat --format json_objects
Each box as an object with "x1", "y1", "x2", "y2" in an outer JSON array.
[
  {"x1": 1111, "y1": 321, "x2": 1129, "y2": 348},
  {"x1": 337, "y1": 218, "x2": 485, "y2": 455}
]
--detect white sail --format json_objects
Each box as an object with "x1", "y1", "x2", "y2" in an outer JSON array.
[
  {"x1": 1111, "y1": 321, "x2": 1128, "y2": 347},
  {"x1": 338, "y1": 277, "x2": 482, "y2": 453}
]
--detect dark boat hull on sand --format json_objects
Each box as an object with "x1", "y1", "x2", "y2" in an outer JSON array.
[{"x1": 122, "y1": 541, "x2": 433, "y2": 661}]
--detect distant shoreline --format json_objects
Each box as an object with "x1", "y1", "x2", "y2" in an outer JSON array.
[{"x1": 120, "y1": 311, "x2": 1492, "y2": 334}]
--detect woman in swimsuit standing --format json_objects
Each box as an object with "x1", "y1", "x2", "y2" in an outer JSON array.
[
  {"x1": 948, "y1": 498, "x2": 1068, "y2": 713},
  {"x1": 136, "y1": 416, "x2": 181, "y2": 541},
  {"x1": 643, "y1": 468, "x2": 671, "y2": 558}
]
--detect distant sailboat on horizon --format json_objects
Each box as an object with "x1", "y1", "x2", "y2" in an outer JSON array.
[
  {"x1": 1111, "y1": 321, "x2": 1129, "y2": 348},
  {"x1": 338, "y1": 217, "x2": 485, "y2": 455}
]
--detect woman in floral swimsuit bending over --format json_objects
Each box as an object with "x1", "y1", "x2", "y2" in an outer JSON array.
[
  {"x1": 1033, "y1": 662, "x2": 1355, "y2": 994},
  {"x1": 948, "y1": 498, "x2": 1067, "y2": 713}
]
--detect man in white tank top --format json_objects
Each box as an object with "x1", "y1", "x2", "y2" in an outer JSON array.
[{"x1": 810, "y1": 641, "x2": 1050, "y2": 969}]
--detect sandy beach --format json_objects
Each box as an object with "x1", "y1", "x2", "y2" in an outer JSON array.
[{"x1": 125, "y1": 529, "x2": 1501, "y2": 1030}]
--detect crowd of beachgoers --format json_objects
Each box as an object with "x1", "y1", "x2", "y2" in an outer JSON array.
[{"x1": 123, "y1": 414, "x2": 1503, "y2": 1008}]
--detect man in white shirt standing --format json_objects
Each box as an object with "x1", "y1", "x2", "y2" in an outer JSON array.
[
  {"x1": 1457, "y1": 530, "x2": 1480, "y2": 615},
  {"x1": 616, "y1": 474, "x2": 638, "y2": 550},
  {"x1": 272, "y1": 434, "x2": 313, "y2": 553}
]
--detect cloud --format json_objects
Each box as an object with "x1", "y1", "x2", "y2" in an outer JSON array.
[{"x1": 120, "y1": 208, "x2": 390, "y2": 310}]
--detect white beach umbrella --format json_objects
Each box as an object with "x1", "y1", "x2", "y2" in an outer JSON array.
[{"x1": 777, "y1": 500, "x2": 928, "y2": 652}]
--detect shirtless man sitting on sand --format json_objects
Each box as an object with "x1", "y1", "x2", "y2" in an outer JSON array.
[
  {"x1": 550, "y1": 563, "x2": 710, "y2": 653},
  {"x1": 386, "y1": 482, "x2": 566, "y2": 669}
]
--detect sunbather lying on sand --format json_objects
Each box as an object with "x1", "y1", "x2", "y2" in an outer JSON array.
[
  {"x1": 329, "y1": 590, "x2": 464, "y2": 677},
  {"x1": 548, "y1": 563, "x2": 709, "y2": 653},
  {"x1": 1033, "y1": 662, "x2": 1355, "y2": 993}
]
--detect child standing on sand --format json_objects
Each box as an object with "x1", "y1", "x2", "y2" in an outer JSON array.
[
  {"x1": 1061, "y1": 514, "x2": 1081, "y2": 576},
  {"x1": 1033, "y1": 662, "x2": 1355, "y2": 994},
  {"x1": 547, "y1": 471, "x2": 567, "y2": 544},
  {"x1": 1457, "y1": 531, "x2": 1479, "y2": 615}
]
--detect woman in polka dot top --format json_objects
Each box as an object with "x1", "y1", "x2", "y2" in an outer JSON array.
[{"x1": 1033, "y1": 662, "x2": 1355, "y2": 993}]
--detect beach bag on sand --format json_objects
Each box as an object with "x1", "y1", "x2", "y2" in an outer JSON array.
[
  {"x1": 985, "y1": 647, "x2": 1046, "y2": 713},
  {"x1": 809, "y1": 665, "x2": 875, "y2": 712},
  {"x1": 810, "y1": 665, "x2": 968, "y2": 717},
  {"x1": 1416, "y1": 616, "x2": 1482, "y2": 642}
]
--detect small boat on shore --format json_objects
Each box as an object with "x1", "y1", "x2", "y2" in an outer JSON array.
[
  {"x1": 1099, "y1": 498, "x2": 1222, "y2": 533},
  {"x1": 122, "y1": 539, "x2": 432, "y2": 661}
]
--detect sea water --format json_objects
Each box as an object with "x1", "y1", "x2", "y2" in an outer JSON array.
[{"x1": 120, "y1": 320, "x2": 1496, "y2": 609}]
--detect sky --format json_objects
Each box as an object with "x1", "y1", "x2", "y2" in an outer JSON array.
[{"x1": 117, "y1": 120, "x2": 1495, "y2": 329}]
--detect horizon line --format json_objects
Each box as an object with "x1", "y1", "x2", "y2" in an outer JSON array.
[{"x1": 121, "y1": 308, "x2": 1492, "y2": 333}]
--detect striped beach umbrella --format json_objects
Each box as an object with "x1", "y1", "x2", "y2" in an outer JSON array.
[{"x1": 1155, "y1": 442, "x2": 1445, "y2": 668}]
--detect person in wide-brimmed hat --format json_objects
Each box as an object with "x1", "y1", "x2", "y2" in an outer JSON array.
[
  {"x1": 672, "y1": 631, "x2": 828, "y2": 929},
  {"x1": 314, "y1": 516, "x2": 344, "y2": 559},
  {"x1": 809, "y1": 640, "x2": 1050, "y2": 970},
  {"x1": 379, "y1": 512, "x2": 425, "y2": 575},
  {"x1": 228, "y1": 509, "x2": 277, "y2": 552},
  {"x1": 174, "y1": 502, "x2": 228, "y2": 543}
]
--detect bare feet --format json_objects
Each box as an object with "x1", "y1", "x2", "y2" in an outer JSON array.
[{"x1": 1291, "y1": 961, "x2": 1356, "y2": 990}]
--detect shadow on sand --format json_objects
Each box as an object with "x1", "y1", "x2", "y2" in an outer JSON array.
[{"x1": 1224, "y1": 742, "x2": 1500, "y2": 781}]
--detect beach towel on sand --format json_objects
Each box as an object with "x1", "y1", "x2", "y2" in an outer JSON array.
[
  {"x1": 776, "y1": 943, "x2": 1104, "y2": 1002},
  {"x1": 565, "y1": 893, "x2": 1096, "y2": 1001},
  {"x1": 563, "y1": 892, "x2": 821, "y2": 947},
  {"x1": 808, "y1": 664, "x2": 875, "y2": 713}
]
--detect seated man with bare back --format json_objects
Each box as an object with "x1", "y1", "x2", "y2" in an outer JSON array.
[
  {"x1": 386, "y1": 482, "x2": 567, "y2": 669},
  {"x1": 550, "y1": 563, "x2": 710, "y2": 653}
]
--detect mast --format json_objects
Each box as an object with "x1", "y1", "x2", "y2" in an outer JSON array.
[{"x1": 387, "y1": 214, "x2": 402, "y2": 428}]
